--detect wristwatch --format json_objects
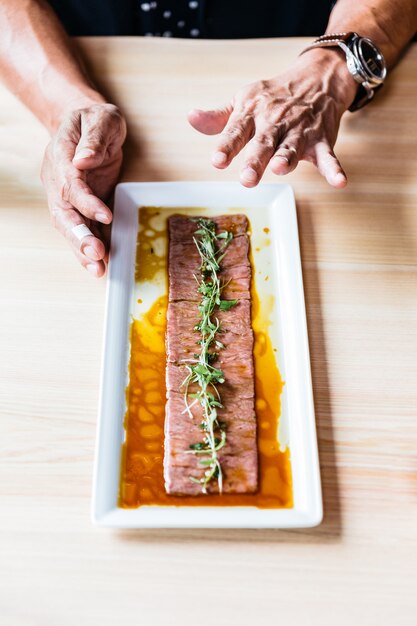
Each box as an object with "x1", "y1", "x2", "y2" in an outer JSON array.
[{"x1": 301, "y1": 32, "x2": 387, "y2": 111}]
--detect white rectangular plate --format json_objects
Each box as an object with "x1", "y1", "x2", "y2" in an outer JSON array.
[{"x1": 92, "y1": 182, "x2": 322, "y2": 528}]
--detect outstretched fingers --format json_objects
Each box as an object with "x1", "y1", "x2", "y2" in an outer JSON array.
[
  {"x1": 270, "y1": 132, "x2": 305, "y2": 176},
  {"x1": 239, "y1": 125, "x2": 283, "y2": 187},
  {"x1": 314, "y1": 142, "x2": 347, "y2": 188},
  {"x1": 211, "y1": 110, "x2": 255, "y2": 169}
]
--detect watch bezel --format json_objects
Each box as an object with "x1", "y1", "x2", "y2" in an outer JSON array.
[{"x1": 352, "y1": 36, "x2": 387, "y2": 85}]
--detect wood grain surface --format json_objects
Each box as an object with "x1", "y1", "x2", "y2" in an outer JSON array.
[{"x1": 0, "y1": 37, "x2": 416, "y2": 626}]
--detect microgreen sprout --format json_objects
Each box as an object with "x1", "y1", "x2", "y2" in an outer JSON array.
[{"x1": 181, "y1": 218, "x2": 237, "y2": 494}]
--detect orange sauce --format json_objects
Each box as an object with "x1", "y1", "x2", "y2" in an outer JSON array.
[{"x1": 119, "y1": 208, "x2": 293, "y2": 508}]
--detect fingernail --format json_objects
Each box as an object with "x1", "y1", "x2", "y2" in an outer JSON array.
[
  {"x1": 95, "y1": 212, "x2": 110, "y2": 223},
  {"x1": 84, "y1": 245, "x2": 98, "y2": 260},
  {"x1": 74, "y1": 148, "x2": 95, "y2": 161},
  {"x1": 334, "y1": 173, "x2": 347, "y2": 186},
  {"x1": 241, "y1": 167, "x2": 258, "y2": 184},
  {"x1": 212, "y1": 151, "x2": 228, "y2": 166},
  {"x1": 274, "y1": 155, "x2": 289, "y2": 164},
  {"x1": 86, "y1": 263, "x2": 98, "y2": 276}
]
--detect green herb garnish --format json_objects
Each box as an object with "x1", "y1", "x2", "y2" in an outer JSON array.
[
  {"x1": 181, "y1": 218, "x2": 237, "y2": 494},
  {"x1": 219, "y1": 299, "x2": 238, "y2": 311}
]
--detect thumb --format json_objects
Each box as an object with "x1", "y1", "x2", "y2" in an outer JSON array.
[
  {"x1": 72, "y1": 118, "x2": 108, "y2": 170},
  {"x1": 188, "y1": 105, "x2": 233, "y2": 136}
]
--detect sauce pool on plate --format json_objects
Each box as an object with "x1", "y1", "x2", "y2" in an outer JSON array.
[{"x1": 119, "y1": 207, "x2": 293, "y2": 508}]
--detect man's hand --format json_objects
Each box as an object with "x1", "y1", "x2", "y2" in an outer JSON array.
[
  {"x1": 41, "y1": 103, "x2": 127, "y2": 277},
  {"x1": 188, "y1": 49, "x2": 358, "y2": 189}
]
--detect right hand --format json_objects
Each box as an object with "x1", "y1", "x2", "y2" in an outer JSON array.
[
  {"x1": 41, "y1": 102, "x2": 127, "y2": 277},
  {"x1": 188, "y1": 48, "x2": 357, "y2": 189}
]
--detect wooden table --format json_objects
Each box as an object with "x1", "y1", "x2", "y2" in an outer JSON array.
[{"x1": 1, "y1": 38, "x2": 416, "y2": 625}]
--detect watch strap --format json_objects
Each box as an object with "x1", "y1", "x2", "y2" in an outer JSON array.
[
  {"x1": 302, "y1": 32, "x2": 355, "y2": 51},
  {"x1": 349, "y1": 82, "x2": 383, "y2": 112}
]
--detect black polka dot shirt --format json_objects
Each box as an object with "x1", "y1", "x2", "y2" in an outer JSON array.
[
  {"x1": 139, "y1": 0, "x2": 204, "y2": 39},
  {"x1": 47, "y1": 0, "x2": 335, "y2": 38}
]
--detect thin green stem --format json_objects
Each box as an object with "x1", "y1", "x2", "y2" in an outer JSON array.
[{"x1": 180, "y1": 218, "x2": 238, "y2": 494}]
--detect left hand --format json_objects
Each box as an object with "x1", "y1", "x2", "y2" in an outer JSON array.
[
  {"x1": 41, "y1": 102, "x2": 127, "y2": 277},
  {"x1": 188, "y1": 48, "x2": 358, "y2": 188}
]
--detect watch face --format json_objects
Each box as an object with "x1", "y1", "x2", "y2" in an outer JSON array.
[{"x1": 357, "y1": 38, "x2": 387, "y2": 81}]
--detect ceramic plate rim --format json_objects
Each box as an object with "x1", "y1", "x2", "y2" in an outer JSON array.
[{"x1": 92, "y1": 181, "x2": 323, "y2": 529}]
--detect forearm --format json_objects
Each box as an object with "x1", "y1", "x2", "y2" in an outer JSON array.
[
  {"x1": 327, "y1": 0, "x2": 417, "y2": 66},
  {"x1": 0, "y1": 0, "x2": 105, "y2": 133}
]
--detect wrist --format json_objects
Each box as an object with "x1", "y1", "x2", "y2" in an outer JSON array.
[{"x1": 296, "y1": 47, "x2": 358, "y2": 110}]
